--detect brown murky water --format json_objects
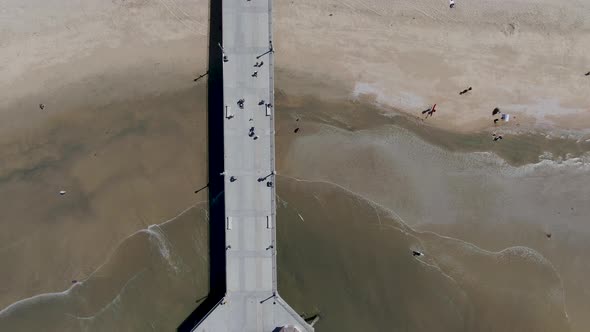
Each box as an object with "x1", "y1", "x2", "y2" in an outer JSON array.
[
  {"x1": 0, "y1": 177, "x2": 570, "y2": 332},
  {"x1": 0, "y1": 77, "x2": 588, "y2": 331}
]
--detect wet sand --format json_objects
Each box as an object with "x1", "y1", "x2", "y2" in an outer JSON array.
[
  {"x1": 0, "y1": 83, "x2": 208, "y2": 309},
  {"x1": 274, "y1": 91, "x2": 590, "y2": 167},
  {"x1": 275, "y1": 92, "x2": 590, "y2": 331}
]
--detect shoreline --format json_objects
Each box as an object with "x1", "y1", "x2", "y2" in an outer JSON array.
[
  {"x1": 275, "y1": 90, "x2": 590, "y2": 167},
  {"x1": 0, "y1": 75, "x2": 588, "y2": 330},
  {"x1": 0, "y1": 176, "x2": 571, "y2": 332},
  {"x1": 0, "y1": 80, "x2": 587, "y2": 308}
]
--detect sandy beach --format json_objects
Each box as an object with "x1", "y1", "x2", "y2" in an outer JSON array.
[
  {"x1": 1, "y1": 0, "x2": 590, "y2": 331},
  {"x1": 3, "y1": 0, "x2": 590, "y2": 134}
]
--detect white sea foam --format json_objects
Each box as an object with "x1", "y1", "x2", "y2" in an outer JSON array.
[
  {"x1": 0, "y1": 289, "x2": 73, "y2": 318},
  {"x1": 0, "y1": 203, "x2": 205, "y2": 317}
]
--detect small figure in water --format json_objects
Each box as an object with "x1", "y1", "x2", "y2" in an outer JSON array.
[
  {"x1": 412, "y1": 250, "x2": 424, "y2": 257},
  {"x1": 492, "y1": 133, "x2": 503, "y2": 141}
]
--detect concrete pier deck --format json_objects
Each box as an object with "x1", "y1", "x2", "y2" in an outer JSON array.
[{"x1": 190, "y1": 0, "x2": 314, "y2": 331}]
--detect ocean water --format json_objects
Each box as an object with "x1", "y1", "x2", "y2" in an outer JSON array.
[
  {"x1": 0, "y1": 177, "x2": 570, "y2": 331},
  {"x1": 0, "y1": 83, "x2": 587, "y2": 331},
  {"x1": 0, "y1": 205, "x2": 209, "y2": 331}
]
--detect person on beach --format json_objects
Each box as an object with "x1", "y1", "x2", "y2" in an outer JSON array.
[
  {"x1": 425, "y1": 104, "x2": 437, "y2": 118},
  {"x1": 492, "y1": 107, "x2": 501, "y2": 116},
  {"x1": 449, "y1": 0, "x2": 455, "y2": 8},
  {"x1": 459, "y1": 87, "x2": 472, "y2": 95}
]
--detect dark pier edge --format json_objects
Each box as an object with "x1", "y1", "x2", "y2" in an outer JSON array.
[{"x1": 177, "y1": 0, "x2": 226, "y2": 330}]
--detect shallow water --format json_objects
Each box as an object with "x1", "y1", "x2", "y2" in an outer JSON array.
[
  {"x1": 276, "y1": 177, "x2": 569, "y2": 332},
  {"x1": 0, "y1": 178, "x2": 570, "y2": 332},
  {"x1": 0, "y1": 80, "x2": 588, "y2": 331},
  {"x1": 0, "y1": 205, "x2": 209, "y2": 331},
  {"x1": 276, "y1": 93, "x2": 590, "y2": 331}
]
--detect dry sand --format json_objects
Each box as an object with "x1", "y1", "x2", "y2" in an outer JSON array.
[
  {"x1": 275, "y1": 0, "x2": 590, "y2": 134},
  {"x1": 2, "y1": 0, "x2": 590, "y2": 133},
  {"x1": 1, "y1": 0, "x2": 590, "y2": 331}
]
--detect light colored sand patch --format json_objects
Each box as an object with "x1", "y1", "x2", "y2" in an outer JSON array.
[
  {"x1": 353, "y1": 82, "x2": 427, "y2": 110},
  {"x1": 275, "y1": 0, "x2": 590, "y2": 133}
]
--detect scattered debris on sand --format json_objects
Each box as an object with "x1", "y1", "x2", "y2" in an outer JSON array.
[{"x1": 193, "y1": 70, "x2": 208, "y2": 82}]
